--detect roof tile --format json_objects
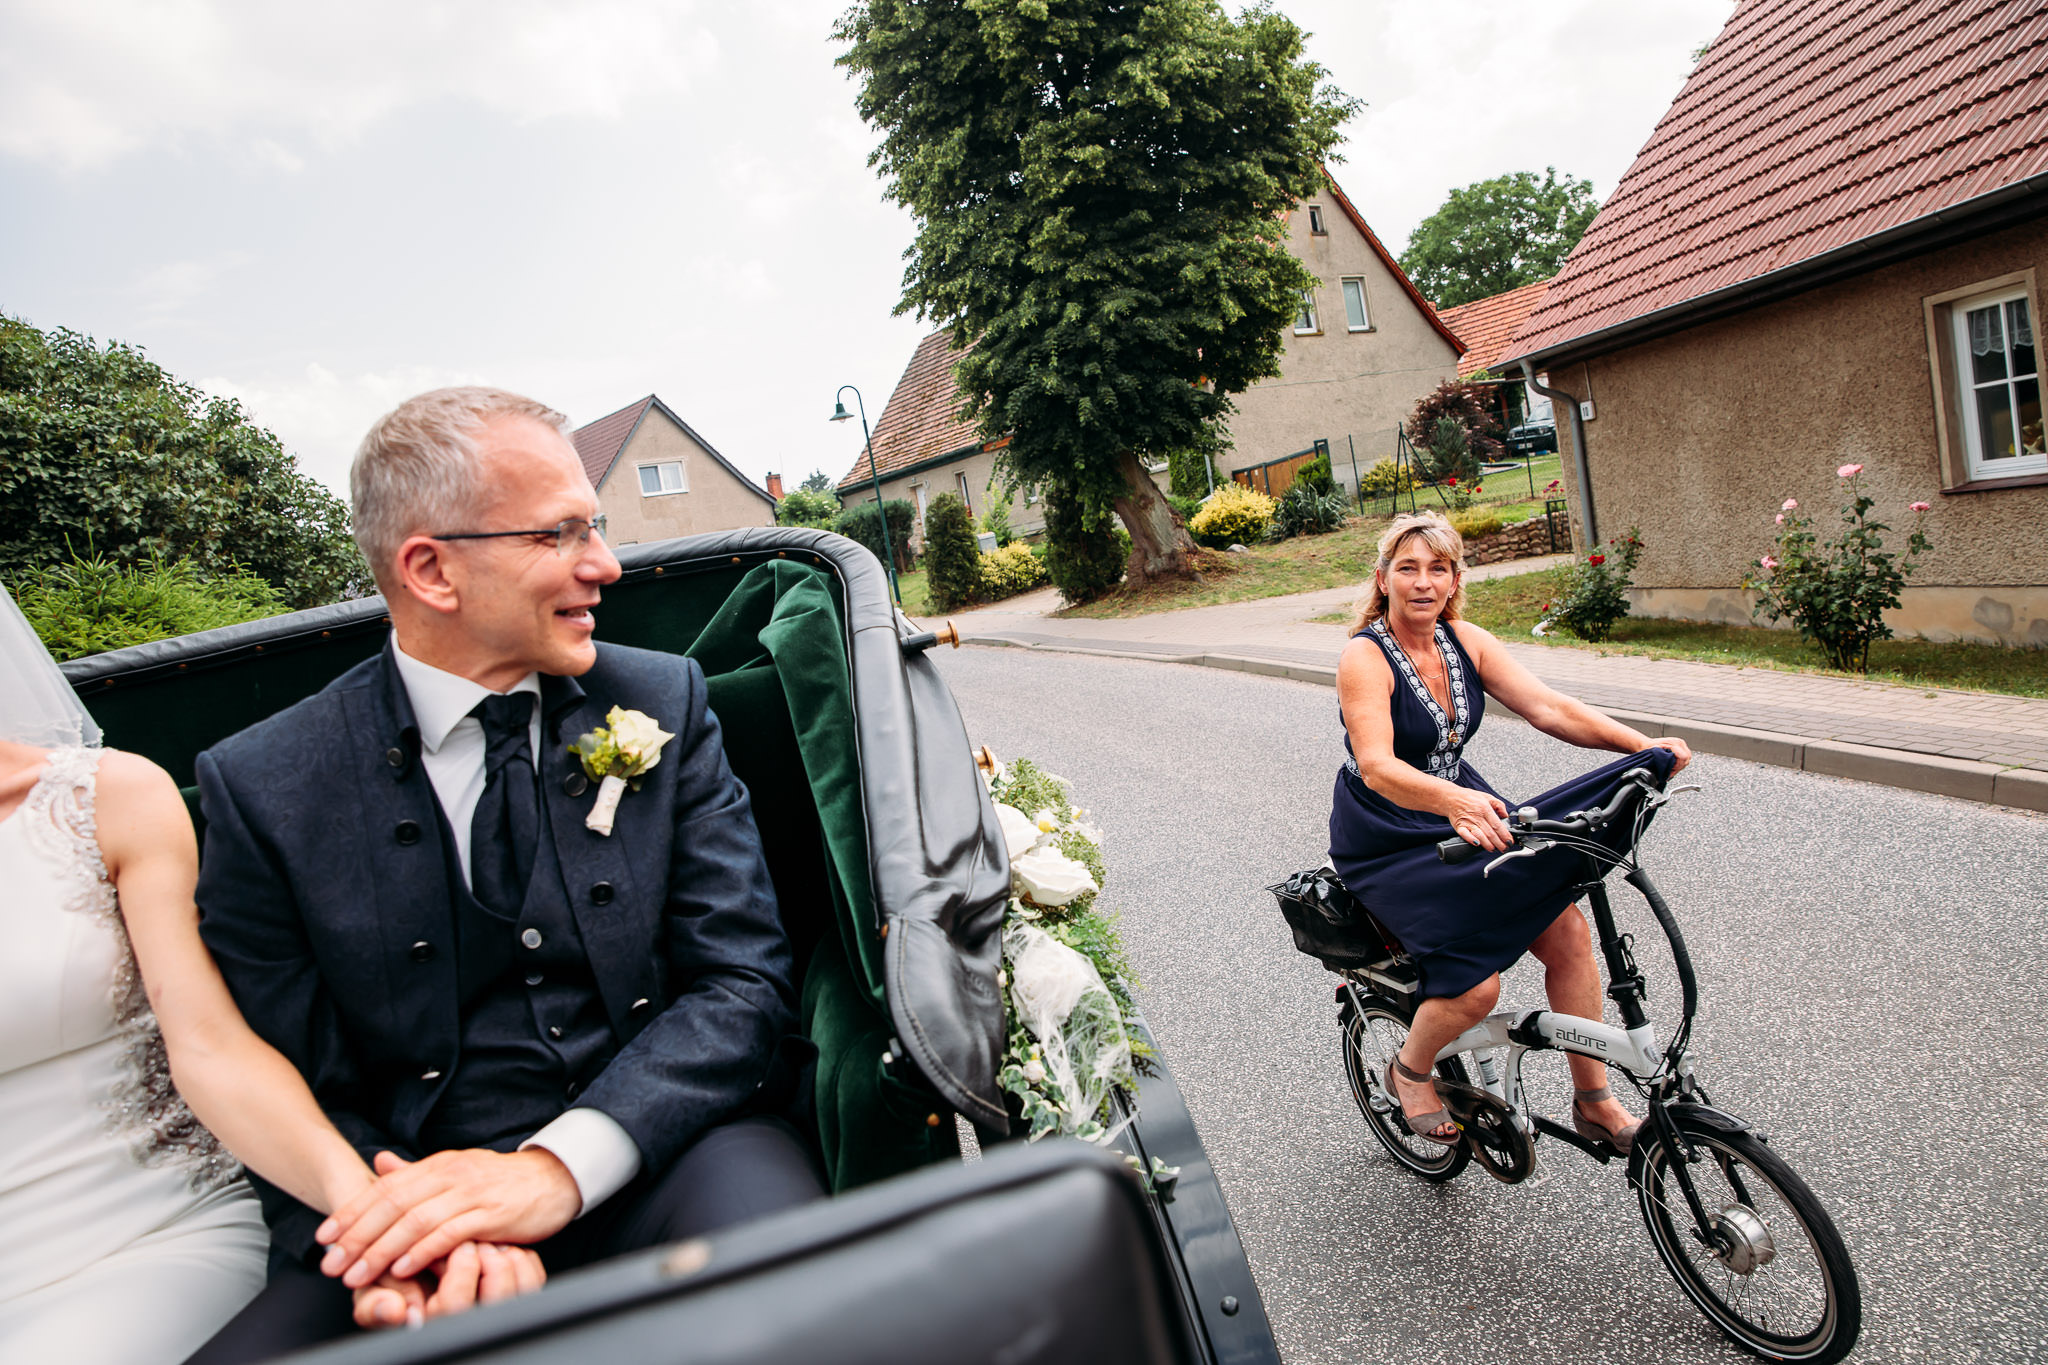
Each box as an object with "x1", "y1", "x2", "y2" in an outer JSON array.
[
  {"x1": 1436, "y1": 279, "x2": 1551, "y2": 378},
  {"x1": 1512, "y1": 0, "x2": 2048, "y2": 360}
]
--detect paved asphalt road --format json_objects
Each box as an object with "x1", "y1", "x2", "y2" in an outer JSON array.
[{"x1": 936, "y1": 645, "x2": 2048, "y2": 1365}]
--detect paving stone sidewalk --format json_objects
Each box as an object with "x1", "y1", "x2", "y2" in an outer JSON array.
[{"x1": 929, "y1": 556, "x2": 2048, "y2": 812}]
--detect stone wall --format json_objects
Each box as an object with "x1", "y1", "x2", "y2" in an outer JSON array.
[{"x1": 1464, "y1": 513, "x2": 1563, "y2": 566}]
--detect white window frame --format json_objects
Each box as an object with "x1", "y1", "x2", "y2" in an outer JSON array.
[
  {"x1": 1293, "y1": 289, "x2": 1320, "y2": 335},
  {"x1": 1949, "y1": 286, "x2": 2045, "y2": 480},
  {"x1": 1307, "y1": 205, "x2": 1326, "y2": 235},
  {"x1": 637, "y1": 461, "x2": 687, "y2": 496},
  {"x1": 1340, "y1": 276, "x2": 1371, "y2": 332},
  {"x1": 910, "y1": 482, "x2": 929, "y2": 523}
]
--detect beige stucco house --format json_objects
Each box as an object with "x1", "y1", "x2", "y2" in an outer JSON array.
[
  {"x1": 1504, "y1": 0, "x2": 2046, "y2": 647},
  {"x1": 1225, "y1": 172, "x2": 1466, "y2": 493},
  {"x1": 574, "y1": 395, "x2": 776, "y2": 545},
  {"x1": 838, "y1": 169, "x2": 1464, "y2": 525}
]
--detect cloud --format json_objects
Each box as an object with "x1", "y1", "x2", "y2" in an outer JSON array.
[
  {"x1": 200, "y1": 361, "x2": 492, "y2": 492},
  {"x1": 0, "y1": 0, "x2": 721, "y2": 172}
]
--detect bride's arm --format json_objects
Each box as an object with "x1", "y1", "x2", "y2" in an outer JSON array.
[{"x1": 94, "y1": 749, "x2": 374, "y2": 1217}]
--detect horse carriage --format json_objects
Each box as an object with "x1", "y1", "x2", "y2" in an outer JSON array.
[{"x1": 61, "y1": 526, "x2": 1280, "y2": 1365}]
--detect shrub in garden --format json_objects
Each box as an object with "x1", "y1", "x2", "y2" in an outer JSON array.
[
  {"x1": 830, "y1": 498, "x2": 917, "y2": 571},
  {"x1": 1419, "y1": 415, "x2": 1481, "y2": 487},
  {"x1": 1404, "y1": 377, "x2": 1503, "y2": 465},
  {"x1": 977, "y1": 541, "x2": 1047, "y2": 599},
  {"x1": 1041, "y1": 486, "x2": 1127, "y2": 603},
  {"x1": 1540, "y1": 528, "x2": 1643, "y2": 642},
  {"x1": 775, "y1": 487, "x2": 839, "y2": 529},
  {"x1": 1743, "y1": 464, "x2": 1932, "y2": 673},
  {"x1": 1186, "y1": 483, "x2": 1276, "y2": 548},
  {"x1": 17, "y1": 552, "x2": 287, "y2": 661},
  {"x1": 921, "y1": 492, "x2": 982, "y2": 611},
  {"x1": 1166, "y1": 493, "x2": 1206, "y2": 526},
  {"x1": 1293, "y1": 451, "x2": 1334, "y2": 494},
  {"x1": 1360, "y1": 457, "x2": 1416, "y2": 499},
  {"x1": 979, "y1": 483, "x2": 1015, "y2": 547},
  {"x1": 1269, "y1": 481, "x2": 1349, "y2": 540},
  {"x1": 1448, "y1": 509, "x2": 1502, "y2": 542},
  {"x1": 1166, "y1": 448, "x2": 1217, "y2": 500}
]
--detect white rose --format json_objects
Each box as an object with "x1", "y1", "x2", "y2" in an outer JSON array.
[
  {"x1": 1011, "y1": 845, "x2": 1099, "y2": 907},
  {"x1": 605, "y1": 707, "x2": 674, "y2": 769},
  {"x1": 1022, "y1": 1059, "x2": 1046, "y2": 1084},
  {"x1": 995, "y1": 804, "x2": 1042, "y2": 864}
]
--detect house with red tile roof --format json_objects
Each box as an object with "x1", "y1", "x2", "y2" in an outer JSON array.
[
  {"x1": 1438, "y1": 277, "x2": 1557, "y2": 433},
  {"x1": 574, "y1": 395, "x2": 776, "y2": 546},
  {"x1": 1502, "y1": 0, "x2": 2047, "y2": 646},
  {"x1": 837, "y1": 169, "x2": 1464, "y2": 520}
]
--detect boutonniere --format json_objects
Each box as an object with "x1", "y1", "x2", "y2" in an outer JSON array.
[{"x1": 569, "y1": 706, "x2": 675, "y2": 836}]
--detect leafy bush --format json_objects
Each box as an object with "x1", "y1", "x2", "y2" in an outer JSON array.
[
  {"x1": 1187, "y1": 483, "x2": 1276, "y2": 548},
  {"x1": 1166, "y1": 493, "x2": 1205, "y2": 525},
  {"x1": 1540, "y1": 529, "x2": 1643, "y2": 643},
  {"x1": 1405, "y1": 377, "x2": 1503, "y2": 465},
  {"x1": 977, "y1": 541, "x2": 1048, "y2": 599},
  {"x1": 16, "y1": 552, "x2": 287, "y2": 661},
  {"x1": 1269, "y1": 482, "x2": 1348, "y2": 540},
  {"x1": 921, "y1": 492, "x2": 982, "y2": 612},
  {"x1": 830, "y1": 498, "x2": 917, "y2": 571},
  {"x1": 775, "y1": 487, "x2": 839, "y2": 529},
  {"x1": 1418, "y1": 415, "x2": 1481, "y2": 487},
  {"x1": 980, "y1": 482, "x2": 1015, "y2": 547},
  {"x1": 1293, "y1": 451, "x2": 1335, "y2": 495},
  {"x1": 1743, "y1": 465, "x2": 1932, "y2": 673},
  {"x1": 1042, "y1": 486, "x2": 1127, "y2": 604},
  {"x1": 1, "y1": 314, "x2": 369, "y2": 609},
  {"x1": 1449, "y1": 509, "x2": 1503, "y2": 541},
  {"x1": 1359, "y1": 457, "x2": 1416, "y2": 499},
  {"x1": 1165, "y1": 449, "x2": 1216, "y2": 500}
]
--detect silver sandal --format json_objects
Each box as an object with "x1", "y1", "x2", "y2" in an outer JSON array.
[
  {"x1": 1572, "y1": 1084, "x2": 1645, "y2": 1155},
  {"x1": 1387, "y1": 1055, "x2": 1462, "y2": 1147}
]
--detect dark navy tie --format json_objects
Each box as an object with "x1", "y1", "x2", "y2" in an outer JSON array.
[{"x1": 469, "y1": 692, "x2": 539, "y2": 916}]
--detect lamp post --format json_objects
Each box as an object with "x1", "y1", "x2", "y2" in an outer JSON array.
[{"x1": 829, "y1": 385, "x2": 901, "y2": 606}]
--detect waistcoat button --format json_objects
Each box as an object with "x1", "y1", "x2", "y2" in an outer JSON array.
[
  {"x1": 564, "y1": 1081, "x2": 582, "y2": 1102},
  {"x1": 630, "y1": 997, "x2": 651, "y2": 1015},
  {"x1": 421, "y1": 1069, "x2": 442, "y2": 1081},
  {"x1": 409, "y1": 940, "x2": 435, "y2": 963},
  {"x1": 385, "y1": 747, "x2": 406, "y2": 769},
  {"x1": 564, "y1": 772, "x2": 588, "y2": 797},
  {"x1": 590, "y1": 882, "x2": 614, "y2": 906},
  {"x1": 521, "y1": 928, "x2": 543, "y2": 950},
  {"x1": 394, "y1": 820, "x2": 421, "y2": 845},
  {"x1": 548, "y1": 1025, "x2": 564, "y2": 1040},
  {"x1": 525, "y1": 973, "x2": 544, "y2": 987}
]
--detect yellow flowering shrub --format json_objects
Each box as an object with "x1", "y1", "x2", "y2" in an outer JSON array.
[
  {"x1": 1187, "y1": 483, "x2": 1277, "y2": 547},
  {"x1": 976, "y1": 541, "x2": 1048, "y2": 599}
]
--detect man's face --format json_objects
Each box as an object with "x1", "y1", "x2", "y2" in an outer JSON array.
[{"x1": 432, "y1": 414, "x2": 621, "y2": 679}]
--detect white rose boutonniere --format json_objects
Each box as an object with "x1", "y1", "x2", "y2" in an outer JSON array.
[{"x1": 569, "y1": 706, "x2": 675, "y2": 836}]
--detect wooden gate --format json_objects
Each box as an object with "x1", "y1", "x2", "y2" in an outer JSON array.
[{"x1": 1232, "y1": 440, "x2": 1327, "y2": 499}]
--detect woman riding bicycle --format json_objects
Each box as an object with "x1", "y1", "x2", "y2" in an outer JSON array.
[{"x1": 1330, "y1": 512, "x2": 1691, "y2": 1153}]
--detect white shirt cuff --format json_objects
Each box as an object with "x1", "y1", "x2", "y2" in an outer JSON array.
[{"x1": 521, "y1": 1108, "x2": 643, "y2": 1217}]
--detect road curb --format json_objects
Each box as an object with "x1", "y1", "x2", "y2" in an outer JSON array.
[{"x1": 960, "y1": 634, "x2": 2046, "y2": 814}]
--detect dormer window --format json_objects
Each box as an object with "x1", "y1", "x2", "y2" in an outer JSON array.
[{"x1": 1308, "y1": 205, "x2": 1326, "y2": 235}]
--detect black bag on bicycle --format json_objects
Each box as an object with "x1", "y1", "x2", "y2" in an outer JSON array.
[{"x1": 1269, "y1": 865, "x2": 1399, "y2": 969}]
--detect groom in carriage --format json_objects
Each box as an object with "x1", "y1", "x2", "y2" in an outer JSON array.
[{"x1": 186, "y1": 388, "x2": 824, "y2": 1360}]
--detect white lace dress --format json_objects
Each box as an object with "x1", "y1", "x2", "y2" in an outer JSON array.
[{"x1": 0, "y1": 748, "x2": 267, "y2": 1360}]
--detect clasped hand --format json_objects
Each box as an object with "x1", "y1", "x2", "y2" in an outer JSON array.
[
  {"x1": 350, "y1": 1240, "x2": 545, "y2": 1329},
  {"x1": 317, "y1": 1147, "x2": 581, "y2": 1301}
]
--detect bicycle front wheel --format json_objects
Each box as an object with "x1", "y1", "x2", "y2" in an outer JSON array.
[{"x1": 1634, "y1": 1116, "x2": 1861, "y2": 1364}]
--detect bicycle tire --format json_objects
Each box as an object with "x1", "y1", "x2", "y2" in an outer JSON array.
[
  {"x1": 1634, "y1": 1116, "x2": 1861, "y2": 1364},
  {"x1": 1341, "y1": 1001, "x2": 1470, "y2": 1183}
]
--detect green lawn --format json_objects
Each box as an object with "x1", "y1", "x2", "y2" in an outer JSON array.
[
  {"x1": 1462, "y1": 565, "x2": 2048, "y2": 698},
  {"x1": 891, "y1": 566, "x2": 933, "y2": 617},
  {"x1": 1058, "y1": 527, "x2": 1390, "y2": 618}
]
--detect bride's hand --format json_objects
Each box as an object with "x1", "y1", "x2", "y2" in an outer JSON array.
[{"x1": 1447, "y1": 791, "x2": 1514, "y2": 852}]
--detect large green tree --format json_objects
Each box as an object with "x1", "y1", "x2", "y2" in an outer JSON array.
[
  {"x1": 836, "y1": 0, "x2": 1355, "y2": 581},
  {"x1": 1399, "y1": 167, "x2": 1599, "y2": 309},
  {"x1": 0, "y1": 315, "x2": 369, "y2": 609}
]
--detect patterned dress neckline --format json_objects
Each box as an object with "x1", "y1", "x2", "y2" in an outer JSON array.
[{"x1": 1367, "y1": 619, "x2": 1471, "y2": 780}]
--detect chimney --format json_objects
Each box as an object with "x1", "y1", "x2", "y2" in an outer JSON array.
[{"x1": 766, "y1": 472, "x2": 785, "y2": 499}]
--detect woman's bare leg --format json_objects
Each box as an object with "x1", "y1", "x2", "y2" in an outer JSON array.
[
  {"x1": 1528, "y1": 905, "x2": 1635, "y2": 1132},
  {"x1": 1392, "y1": 974, "x2": 1500, "y2": 1128}
]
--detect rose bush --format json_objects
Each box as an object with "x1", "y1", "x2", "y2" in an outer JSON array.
[{"x1": 1539, "y1": 528, "x2": 1643, "y2": 642}]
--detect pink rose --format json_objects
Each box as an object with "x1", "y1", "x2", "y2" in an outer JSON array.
[
  {"x1": 1837, "y1": 463, "x2": 1863, "y2": 478},
  {"x1": 1774, "y1": 513, "x2": 1785, "y2": 525},
  {"x1": 1782, "y1": 498, "x2": 1798, "y2": 511},
  {"x1": 1910, "y1": 501, "x2": 1931, "y2": 512},
  {"x1": 1760, "y1": 554, "x2": 1779, "y2": 571}
]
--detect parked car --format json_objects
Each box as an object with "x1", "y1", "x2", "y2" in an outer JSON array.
[
  {"x1": 1506, "y1": 416, "x2": 1558, "y2": 457},
  {"x1": 60, "y1": 525, "x2": 1278, "y2": 1365}
]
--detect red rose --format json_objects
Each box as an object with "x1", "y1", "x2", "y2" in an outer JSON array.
[
  {"x1": 1588, "y1": 554, "x2": 1606, "y2": 566},
  {"x1": 1446, "y1": 476, "x2": 1458, "y2": 487}
]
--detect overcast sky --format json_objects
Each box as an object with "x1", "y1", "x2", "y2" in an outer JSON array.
[{"x1": 0, "y1": 0, "x2": 1733, "y2": 497}]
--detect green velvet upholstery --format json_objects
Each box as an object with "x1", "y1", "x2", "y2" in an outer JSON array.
[{"x1": 99, "y1": 560, "x2": 954, "y2": 1193}]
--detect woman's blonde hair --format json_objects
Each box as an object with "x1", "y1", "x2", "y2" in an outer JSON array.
[{"x1": 1350, "y1": 511, "x2": 1467, "y2": 633}]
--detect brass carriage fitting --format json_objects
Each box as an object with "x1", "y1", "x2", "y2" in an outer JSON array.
[
  {"x1": 899, "y1": 619, "x2": 961, "y2": 654},
  {"x1": 974, "y1": 745, "x2": 997, "y2": 774}
]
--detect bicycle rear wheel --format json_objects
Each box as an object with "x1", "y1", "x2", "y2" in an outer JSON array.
[
  {"x1": 1342, "y1": 1002, "x2": 1470, "y2": 1183},
  {"x1": 1634, "y1": 1115, "x2": 1861, "y2": 1363}
]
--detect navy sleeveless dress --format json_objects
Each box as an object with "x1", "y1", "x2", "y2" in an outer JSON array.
[{"x1": 1328, "y1": 618, "x2": 1676, "y2": 999}]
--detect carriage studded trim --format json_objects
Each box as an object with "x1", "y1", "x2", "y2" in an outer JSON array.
[
  {"x1": 1367, "y1": 619, "x2": 1469, "y2": 781},
  {"x1": 22, "y1": 747, "x2": 241, "y2": 1195}
]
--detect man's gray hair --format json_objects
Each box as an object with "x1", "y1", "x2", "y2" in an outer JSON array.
[{"x1": 351, "y1": 387, "x2": 573, "y2": 590}]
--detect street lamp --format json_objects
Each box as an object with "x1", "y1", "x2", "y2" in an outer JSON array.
[{"x1": 830, "y1": 384, "x2": 901, "y2": 606}]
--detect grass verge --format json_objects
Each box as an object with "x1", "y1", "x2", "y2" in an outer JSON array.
[{"x1": 1464, "y1": 566, "x2": 2048, "y2": 698}]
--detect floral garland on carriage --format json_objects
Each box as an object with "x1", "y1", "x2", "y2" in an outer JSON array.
[{"x1": 981, "y1": 755, "x2": 1170, "y2": 1185}]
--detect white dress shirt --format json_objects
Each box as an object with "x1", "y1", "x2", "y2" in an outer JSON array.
[{"x1": 390, "y1": 639, "x2": 642, "y2": 1215}]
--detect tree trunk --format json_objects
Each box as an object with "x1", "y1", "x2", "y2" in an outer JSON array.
[{"x1": 1110, "y1": 447, "x2": 1196, "y2": 582}]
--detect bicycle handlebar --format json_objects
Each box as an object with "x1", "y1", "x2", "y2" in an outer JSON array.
[{"x1": 1435, "y1": 766, "x2": 1657, "y2": 864}]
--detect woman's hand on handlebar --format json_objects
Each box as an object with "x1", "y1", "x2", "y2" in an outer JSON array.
[
  {"x1": 1648, "y1": 737, "x2": 1693, "y2": 773},
  {"x1": 1447, "y1": 791, "x2": 1515, "y2": 851}
]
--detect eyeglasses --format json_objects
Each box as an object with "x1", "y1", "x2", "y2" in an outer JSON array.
[{"x1": 429, "y1": 516, "x2": 609, "y2": 558}]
